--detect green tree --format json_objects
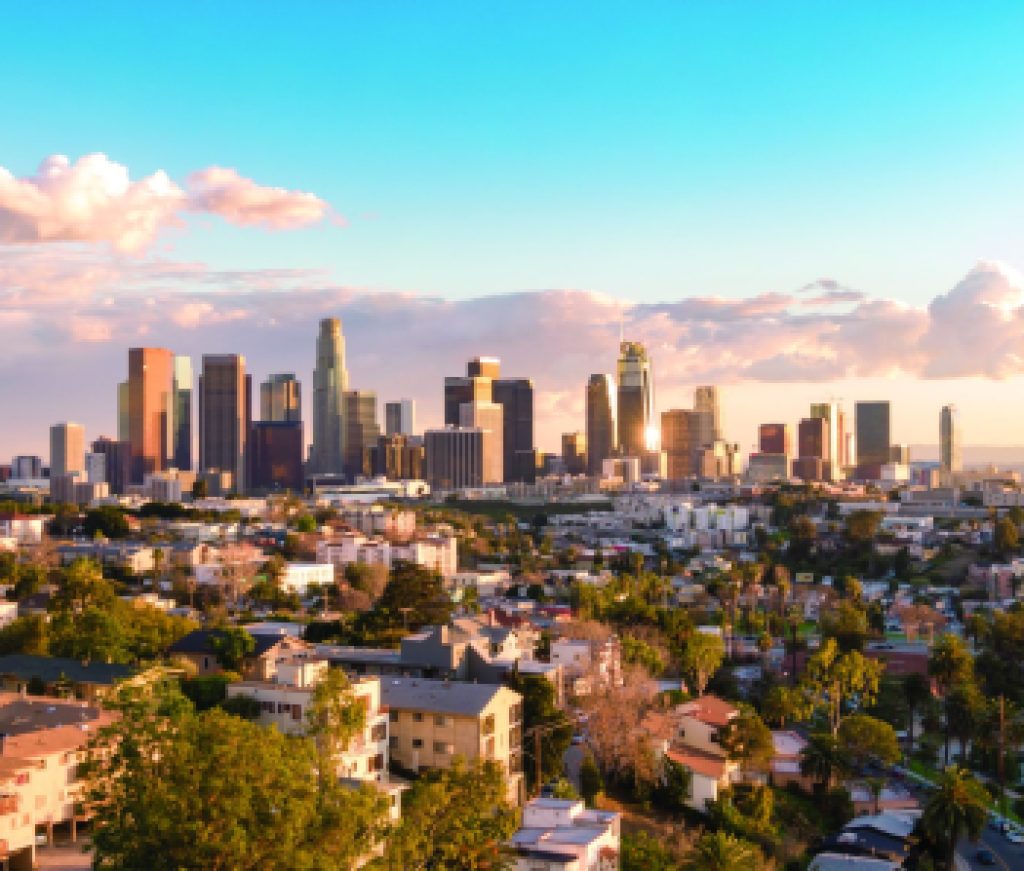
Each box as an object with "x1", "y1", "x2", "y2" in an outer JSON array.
[
  {"x1": 86, "y1": 684, "x2": 389, "y2": 871},
  {"x1": 294, "y1": 514, "x2": 318, "y2": 533},
  {"x1": 579, "y1": 751, "x2": 603, "y2": 806},
  {"x1": 802, "y1": 638, "x2": 883, "y2": 733},
  {"x1": 621, "y1": 830, "x2": 685, "y2": 871},
  {"x1": 718, "y1": 707, "x2": 774, "y2": 772},
  {"x1": 995, "y1": 517, "x2": 1020, "y2": 555},
  {"x1": 917, "y1": 767, "x2": 988, "y2": 870},
  {"x1": 903, "y1": 672, "x2": 933, "y2": 754},
  {"x1": 681, "y1": 632, "x2": 725, "y2": 696},
  {"x1": 306, "y1": 667, "x2": 367, "y2": 786},
  {"x1": 944, "y1": 682, "x2": 986, "y2": 767},
  {"x1": 210, "y1": 627, "x2": 256, "y2": 671},
  {"x1": 836, "y1": 713, "x2": 901, "y2": 771},
  {"x1": 800, "y1": 732, "x2": 851, "y2": 792},
  {"x1": 358, "y1": 560, "x2": 454, "y2": 644},
  {"x1": 0, "y1": 614, "x2": 50, "y2": 655},
  {"x1": 844, "y1": 510, "x2": 883, "y2": 545},
  {"x1": 83, "y1": 506, "x2": 130, "y2": 539},
  {"x1": 506, "y1": 671, "x2": 573, "y2": 791},
  {"x1": 379, "y1": 759, "x2": 518, "y2": 870},
  {"x1": 653, "y1": 754, "x2": 692, "y2": 811},
  {"x1": 683, "y1": 831, "x2": 764, "y2": 871}
]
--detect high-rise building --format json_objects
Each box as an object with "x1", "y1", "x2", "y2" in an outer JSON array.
[
  {"x1": 467, "y1": 356, "x2": 501, "y2": 379},
  {"x1": 561, "y1": 432, "x2": 587, "y2": 475},
  {"x1": 444, "y1": 358, "x2": 498, "y2": 426},
  {"x1": 249, "y1": 421, "x2": 304, "y2": 492},
  {"x1": 493, "y1": 378, "x2": 535, "y2": 483},
  {"x1": 616, "y1": 341, "x2": 653, "y2": 456},
  {"x1": 11, "y1": 456, "x2": 43, "y2": 480},
  {"x1": 809, "y1": 402, "x2": 842, "y2": 480},
  {"x1": 385, "y1": 399, "x2": 416, "y2": 437},
  {"x1": 586, "y1": 374, "x2": 617, "y2": 476},
  {"x1": 261, "y1": 373, "x2": 302, "y2": 423},
  {"x1": 198, "y1": 355, "x2": 250, "y2": 492},
  {"x1": 424, "y1": 428, "x2": 487, "y2": 490},
  {"x1": 695, "y1": 386, "x2": 721, "y2": 443},
  {"x1": 117, "y1": 381, "x2": 130, "y2": 443},
  {"x1": 84, "y1": 452, "x2": 106, "y2": 485},
  {"x1": 127, "y1": 347, "x2": 174, "y2": 483},
  {"x1": 794, "y1": 417, "x2": 830, "y2": 481},
  {"x1": 90, "y1": 437, "x2": 130, "y2": 495},
  {"x1": 342, "y1": 391, "x2": 380, "y2": 478},
  {"x1": 940, "y1": 405, "x2": 962, "y2": 474},
  {"x1": 172, "y1": 356, "x2": 193, "y2": 471},
  {"x1": 49, "y1": 422, "x2": 85, "y2": 479},
  {"x1": 662, "y1": 409, "x2": 702, "y2": 481},
  {"x1": 855, "y1": 401, "x2": 891, "y2": 469},
  {"x1": 458, "y1": 401, "x2": 503, "y2": 484},
  {"x1": 311, "y1": 318, "x2": 349, "y2": 475},
  {"x1": 366, "y1": 434, "x2": 425, "y2": 480},
  {"x1": 758, "y1": 423, "x2": 791, "y2": 456}
]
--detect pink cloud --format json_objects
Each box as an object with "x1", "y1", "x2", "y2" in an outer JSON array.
[{"x1": 0, "y1": 154, "x2": 332, "y2": 253}]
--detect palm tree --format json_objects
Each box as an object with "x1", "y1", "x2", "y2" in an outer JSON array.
[
  {"x1": 800, "y1": 732, "x2": 850, "y2": 792},
  {"x1": 904, "y1": 672, "x2": 932, "y2": 756},
  {"x1": 918, "y1": 767, "x2": 988, "y2": 870},
  {"x1": 684, "y1": 831, "x2": 763, "y2": 871}
]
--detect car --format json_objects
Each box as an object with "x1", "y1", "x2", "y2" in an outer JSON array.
[
  {"x1": 571, "y1": 734, "x2": 585, "y2": 745},
  {"x1": 975, "y1": 848, "x2": 997, "y2": 866},
  {"x1": 1005, "y1": 825, "x2": 1024, "y2": 844}
]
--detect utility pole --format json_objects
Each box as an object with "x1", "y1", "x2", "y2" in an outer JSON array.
[{"x1": 999, "y1": 695, "x2": 1006, "y2": 817}]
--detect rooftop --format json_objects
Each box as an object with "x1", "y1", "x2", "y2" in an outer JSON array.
[
  {"x1": 679, "y1": 694, "x2": 738, "y2": 727},
  {"x1": 380, "y1": 677, "x2": 516, "y2": 717}
]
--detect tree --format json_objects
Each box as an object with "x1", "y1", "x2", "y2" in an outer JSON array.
[
  {"x1": 506, "y1": 671, "x2": 573, "y2": 791},
  {"x1": 357, "y1": 561, "x2": 454, "y2": 643},
  {"x1": 995, "y1": 517, "x2": 1019, "y2": 555},
  {"x1": 210, "y1": 627, "x2": 256, "y2": 671},
  {"x1": 653, "y1": 754, "x2": 692, "y2": 811},
  {"x1": 917, "y1": 767, "x2": 988, "y2": 870},
  {"x1": 718, "y1": 707, "x2": 774, "y2": 772},
  {"x1": 845, "y1": 510, "x2": 883, "y2": 545},
  {"x1": 928, "y1": 634, "x2": 973, "y2": 695},
  {"x1": 903, "y1": 672, "x2": 932, "y2": 755},
  {"x1": 379, "y1": 759, "x2": 518, "y2": 870},
  {"x1": 944, "y1": 682, "x2": 985, "y2": 767},
  {"x1": 836, "y1": 713, "x2": 901, "y2": 771},
  {"x1": 683, "y1": 831, "x2": 765, "y2": 871},
  {"x1": 621, "y1": 830, "x2": 687, "y2": 871},
  {"x1": 761, "y1": 684, "x2": 811, "y2": 727},
  {"x1": 579, "y1": 751, "x2": 603, "y2": 806},
  {"x1": 800, "y1": 732, "x2": 851, "y2": 792},
  {"x1": 820, "y1": 600, "x2": 871, "y2": 652},
  {"x1": 0, "y1": 614, "x2": 50, "y2": 655},
  {"x1": 681, "y1": 632, "x2": 725, "y2": 696},
  {"x1": 83, "y1": 506, "x2": 130, "y2": 540},
  {"x1": 802, "y1": 638, "x2": 884, "y2": 734},
  {"x1": 306, "y1": 667, "x2": 367, "y2": 784},
  {"x1": 86, "y1": 684, "x2": 389, "y2": 870}
]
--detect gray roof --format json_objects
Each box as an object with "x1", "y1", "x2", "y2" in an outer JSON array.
[
  {"x1": 0, "y1": 654, "x2": 134, "y2": 686},
  {"x1": 380, "y1": 677, "x2": 516, "y2": 717}
]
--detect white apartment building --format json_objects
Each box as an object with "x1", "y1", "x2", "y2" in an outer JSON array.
[
  {"x1": 510, "y1": 798, "x2": 620, "y2": 870},
  {"x1": 549, "y1": 637, "x2": 622, "y2": 697},
  {"x1": 0, "y1": 514, "x2": 45, "y2": 545},
  {"x1": 277, "y1": 562, "x2": 335, "y2": 596},
  {"x1": 317, "y1": 531, "x2": 458, "y2": 579}
]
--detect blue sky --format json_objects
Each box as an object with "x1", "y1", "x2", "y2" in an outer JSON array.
[{"x1": 4, "y1": 1, "x2": 1024, "y2": 303}]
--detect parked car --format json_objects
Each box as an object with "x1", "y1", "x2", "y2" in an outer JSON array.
[{"x1": 975, "y1": 848, "x2": 997, "y2": 866}]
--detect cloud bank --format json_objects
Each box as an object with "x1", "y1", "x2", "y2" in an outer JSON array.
[
  {"x1": 0, "y1": 154, "x2": 330, "y2": 251},
  {"x1": 1, "y1": 245, "x2": 1023, "y2": 458}
]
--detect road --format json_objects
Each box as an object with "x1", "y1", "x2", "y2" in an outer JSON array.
[{"x1": 959, "y1": 828, "x2": 1024, "y2": 870}]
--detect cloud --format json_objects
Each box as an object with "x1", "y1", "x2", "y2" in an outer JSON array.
[
  {"x1": 0, "y1": 154, "x2": 331, "y2": 252},
  {"x1": 2, "y1": 254, "x2": 1024, "y2": 457}
]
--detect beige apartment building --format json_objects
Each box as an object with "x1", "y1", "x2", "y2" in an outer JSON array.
[{"x1": 381, "y1": 678, "x2": 524, "y2": 804}]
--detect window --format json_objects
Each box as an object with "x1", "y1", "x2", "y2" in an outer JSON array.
[
  {"x1": 371, "y1": 722, "x2": 387, "y2": 741},
  {"x1": 389, "y1": 710, "x2": 398, "y2": 723},
  {"x1": 434, "y1": 714, "x2": 447, "y2": 727},
  {"x1": 412, "y1": 712, "x2": 424, "y2": 723},
  {"x1": 369, "y1": 754, "x2": 384, "y2": 772},
  {"x1": 412, "y1": 738, "x2": 423, "y2": 749},
  {"x1": 389, "y1": 736, "x2": 398, "y2": 749},
  {"x1": 483, "y1": 737, "x2": 494, "y2": 758},
  {"x1": 510, "y1": 703, "x2": 523, "y2": 723},
  {"x1": 482, "y1": 714, "x2": 495, "y2": 736},
  {"x1": 291, "y1": 705, "x2": 302, "y2": 721},
  {"x1": 433, "y1": 741, "x2": 452, "y2": 755}
]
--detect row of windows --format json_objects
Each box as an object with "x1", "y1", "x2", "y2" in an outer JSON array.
[
  {"x1": 390, "y1": 711, "x2": 452, "y2": 727},
  {"x1": 389, "y1": 737, "x2": 454, "y2": 755}
]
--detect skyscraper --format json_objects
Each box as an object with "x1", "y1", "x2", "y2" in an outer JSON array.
[
  {"x1": 458, "y1": 400, "x2": 504, "y2": 484},
  {"x1": 261, "y1": 373, "x2": 302, "y2": 423},
  {"x1": 249, "y1": 421, "x2": 304, "y2": 492},
  {"x1": 758, "y1": 423, "x2": 791, "y2": 456},
  {"x1": 342, "y1": 390, "x2": 380, "y2": 478},
  {"x1": 444, "y1": 357, "x2": 497, "y2": 426},
  {"x1": 172, "y1": 356, "x2": 192, "y2": 470},
  {"x1": 117, "y1": 381, "x2": 129, "y2": 443},
  {"x1": 855, "y1": 401, "x2": 891, "y2": 469},
  {"x1": 940, "y1": 405, "x2": 962, "y2": 474},
  {"x1": 198, "y1": 355, "x2": 250, "y2": 492},
  {"x1": 493, "y1": 378, "x2": 535, "y2": 483},
  {"x1": 311, "y1": 318, "x2": 349, "y2": 475},
  {"x1": 385, "y1": 399, "x2": 416, "y2": 436},
  {"x1": 425, "y1": 428, "x2": 486, "y2": 490},
  {"x1": 810, "y1": 401, "x2": 841, "y2": 480},
  {"x1": 91, "y1": 436, "x2": 130, "y2": 495},
  {"x1": 586, "y1": 374, "x2": 616, "y2": 476},
  {"x1": 616, "y1": 341, "x2": 653, "y2": 456},
  {"x1": 794, "y1": 417, "x2": 830, "y2": 481},
  {"x1": 695, "y1": 386, "x2": 721, "y2": 443},
  {"x1": 661, "y1": 409, "x2": 701, "y2": 481},
  {"x1": 49, "y1": 422, "x2": 85, "y2": 478},
  {"x1": 561, "y1": 432, "x2": 587, "y2": 475},
  {"x1": 127, "y1": 347, "x2": 174, "y2": 483}
]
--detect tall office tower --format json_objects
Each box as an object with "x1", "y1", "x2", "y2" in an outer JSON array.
[
  {"x1": 424, "y1": 428, "x2": 486, "y2": 489},
  {"x1": 661, "y1": 409, "x2": 702, "y2": 481},
  {"x1": 940, "y1": 405, "x2": 962, "y2": 474},
  {"x1": 695, "y1": 386, "x2": 721, "y2": 442},
  {"x1": 385, "y1": 399, "x2": 416, "y2": 436},
  {"x1": 84, "y1": 452, "x2": 106, "y2": 485},
  {"x1": 198, "y1": 355, "x2": 250, "y2": 492},
  {"x1": 810, "y1": 402, "x2": 841, "y2": 480},
  {"x1": 794, "y1": 417, "x2": 830, "y2": 481},
  {"x1": 172, "y1": 356, "x2": 193, "y2": 470},
  {"x1": 311, "y1": 318, "x2": 349, "y2": 475},
  {"x1": 854, "y1": 401, "x2": 892, "y2": 468},
  {"x1": 561, "y1": 432, "x2": 587, "y2": 475},
  {"x1": 459, "y1": 401, "x2": 504, "y2": 484},
  {"x1": 493, "y1": 378, "x2": 535, "y2": 483},
  {"x1": 342, "y1": 390, "x2": 380, "y2": 478},
  {"x1": 127, "y1": 347, "x2": 174, "y2": 483},
  {"x1": 758, "y1": 423, "x2": 792, "y2": 456},
  {"x1": 843, "y1": 431, "x2": 856, "y2": 468},
  {"x1": 467, "y1": 356, "x2": 501, "y2": 379},
  {"x1": 444, "y1": 357, "x2": 497, "y2": 426},
  {"x1": 249, "y1": 421, "x2": 304, "y2": 492},
  {"x1": 91, "y1": 437, "x2": 130, "y2": 495},
  {"x1": 49, "y1": 422, "x2": 85, "y2": 478},
  {"x1": 616, "y1": 341, "x2": 653, "y2": 456},
  {"x1": 586, "y1": 374, "x2": 617, "y2": 476},
  {"x1": 261, "y1": 373, "x2": 302, "y2": 423},
  {"x1": 367, "y1": 434, "x2": 425, "y2": 480},
  {"x1": 836, "y1": 408, "x2": 848, "y2": 467},
  {"x1": 117, "y1": 381, "x2": 130, "y2": 442}
]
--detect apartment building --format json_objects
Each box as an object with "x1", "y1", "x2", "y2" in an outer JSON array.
[
  {"x1": 381, "y1": 678, "x2": 524, "y2": 804},
  {"x1": 316, "y1": 530, "x2": 458, "y2": 579},
  {"x1": 510, "y1": 797, "x2": 620, "y2": 871},
  {"x1": 0, "y1": 694, "x2": 118, "y2": 870},
  {"x1": 549, "y1": 637, "x2": 622, "y2": 697}
]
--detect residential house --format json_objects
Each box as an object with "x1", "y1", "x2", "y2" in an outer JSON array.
[
  {"x1": 168, "y1": 629, "x2": 313, "y2": 678},
  {"x1": 509, "y1": 797, "x2": 620, "y2": 870},
  {"x1": 549, "y1": 637, "x2": 621, "y2": 697},
  {"x1": 0, "y1": 655, "x2": 136, "y2": 703}
]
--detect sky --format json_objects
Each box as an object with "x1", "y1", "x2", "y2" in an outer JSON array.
[{"x1": 3, "y1": 2, "x2": 1024, "y2": 460}]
